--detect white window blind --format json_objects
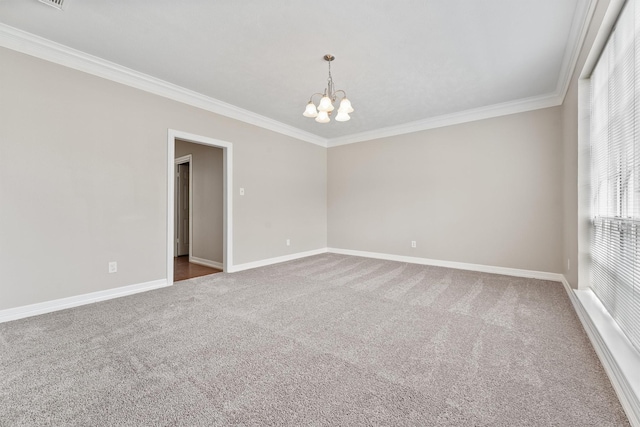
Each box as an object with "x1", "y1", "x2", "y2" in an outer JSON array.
[{"x1": 590, "y1": 0, "x2": 640, "y2": 352}]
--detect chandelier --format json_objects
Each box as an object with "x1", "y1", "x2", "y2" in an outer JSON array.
[{"x1": 303, "y1": 54, "x2": 354, "y2": 123}]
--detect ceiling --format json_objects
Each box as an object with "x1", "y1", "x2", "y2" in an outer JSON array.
[{"x1": 0, "y1": 0, "x2": 590, "y2": 143}]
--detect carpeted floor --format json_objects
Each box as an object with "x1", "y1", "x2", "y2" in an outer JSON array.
[{"x1": 0, "y1": 254, "x2": 630, "y2": 426}]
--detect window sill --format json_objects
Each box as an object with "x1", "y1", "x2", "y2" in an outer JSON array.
[{"x1": 569, "y1": 286, "x2": 640, "y2": 426}]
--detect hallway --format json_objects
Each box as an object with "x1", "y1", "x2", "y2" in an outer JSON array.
[{"x1": 174, "y1": 256, "x2": 221, "y2": 282}]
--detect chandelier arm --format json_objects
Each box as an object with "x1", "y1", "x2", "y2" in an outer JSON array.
[
  {"x1": 308, "y1": 92, "x2": 325, "y2": 103},
  {"x1": 303, "y1": 54, "x2": 352, "y2": 123}
]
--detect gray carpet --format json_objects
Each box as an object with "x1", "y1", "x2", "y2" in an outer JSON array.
[{"x1": 0, "y1": 254, "x2": 630, "y2": 426}]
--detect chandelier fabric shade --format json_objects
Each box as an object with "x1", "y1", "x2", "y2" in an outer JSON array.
[{"x1": 303, "y1": 54, "x2": 353, "y2": 123}]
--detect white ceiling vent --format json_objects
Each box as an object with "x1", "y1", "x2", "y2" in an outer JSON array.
[{"x1": 38, "y1": 0, "x2": 64, "y2": 10}]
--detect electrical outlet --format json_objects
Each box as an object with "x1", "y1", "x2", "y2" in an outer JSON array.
[
  {"x1": 108, "y1": 261, "x2": 117, "y2": 273},
  {"x1": 286, "y1": 239, "x2": 291, "y2": 246},
  {"x1": 411, "y1": 241, "x2": 417, "y2": 248},
  {"x1": 239, "y1": 188, "x2": 245, "y2": 196}
]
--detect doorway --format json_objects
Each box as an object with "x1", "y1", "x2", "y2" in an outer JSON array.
[
  {"x1": 175, "y1": 156, "x2": 191, "y2": 258},
  {"x1": 167, "y1": 129, "x2": 233, "y2": 285}
]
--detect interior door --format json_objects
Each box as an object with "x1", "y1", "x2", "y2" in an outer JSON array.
[{"x1": 176, "y1": 162, "x2": 190, "y2": 256}]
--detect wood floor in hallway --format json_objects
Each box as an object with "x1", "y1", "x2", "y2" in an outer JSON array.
[{"x1": 174, "y1": 256, "x2": 221, "y2": 282}]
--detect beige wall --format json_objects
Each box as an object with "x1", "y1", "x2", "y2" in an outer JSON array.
[
  {"x1": 175, "y1": 140, "x2": 223, "y2": 264},
  {"x1": 1, "y1": 0, "x2": 616, "y2": 311},
  {"x1": 328, "y1": 107, "x2": 564, "y2": 273},
  {"x1": 561, "y1": 0, "x2": 611, "y2": 288},
  {"x1": 0, "y1": 47, "x2": 327, "y2": 311}
]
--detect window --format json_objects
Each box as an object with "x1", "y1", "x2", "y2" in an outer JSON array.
[{"x1": 589, "y1": 0, "x2": 640, "y2": 352}]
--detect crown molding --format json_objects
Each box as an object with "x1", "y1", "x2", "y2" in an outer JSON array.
[
  {"x1": 327, "y1": 92, "x2": 563, "y2": 147},
  {"x1": 1, "y1": 0, "x2": 595, "y2": 151},
  {"x1": 326, "y1": 0, "x2": 596, "y2": 148},
  {"x1": 580, "y1": 0, "x2": 626, "y2": 80},
  {"x1": 556, "y1": 0, "x2": 597, "y2": 100},
  {"x1": 0, "y1": 23, "x2": 328, "y2": 148}
]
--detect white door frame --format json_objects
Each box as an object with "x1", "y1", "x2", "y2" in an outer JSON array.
[
  {"x1": 174, "y1": 154, "x2": 192, "y2": 257},
  {"x1": 167, "y1": 129, "x2": 233, "y2": 283}
]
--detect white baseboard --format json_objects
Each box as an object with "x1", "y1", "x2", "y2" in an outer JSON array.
[
  {"x1": 0, "y1": 279, "x2": 169, "y2": 324},
  {"x1": 228, "y1": 248, "x2": 329, "y2": 273},
  {"x1": 226, "y1": 246, "x2": 563, "y2": 282},
  {"x1": 0, "y1": 248, "x2": 562, "y2": 324},
  {"x1": 189, "y1": 256, "x2": 223, "y2": 270},
  {"x1": 327, "y1": 248, "x2": 563, "y2": 282},
  {"x1": 561, "y1": 277, "x2": 640, "y2": 427}
]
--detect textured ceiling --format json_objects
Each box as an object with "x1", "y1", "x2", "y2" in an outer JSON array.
[{"x1": 0, "y1": 0, "x2": 587, "y2": 140}]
